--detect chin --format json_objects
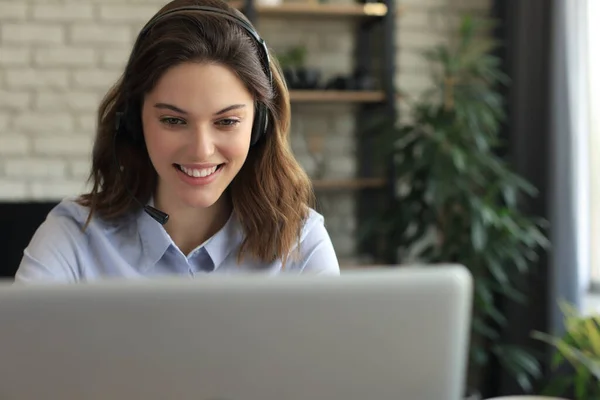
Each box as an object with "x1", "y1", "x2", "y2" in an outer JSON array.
[{"x1": 176, "y1": 190, "x2": 225, "y2": 210}]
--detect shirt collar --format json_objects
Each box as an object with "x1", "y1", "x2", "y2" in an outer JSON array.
[
  {"x1": 136, "y1": 197, "x2": 244, "y2": 272},
  {"x1": 202, "y1": 211, "x2": 244, "y2": 270},
  {"x1": 136, "y1": 197, "x2": 174, "y2": 270}
]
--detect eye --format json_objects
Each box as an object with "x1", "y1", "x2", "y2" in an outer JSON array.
[
  {"x1": 216, "y1": 118, "x2": 241, "y2": 127},
  {"x1": 160, "y1": 117, "x2": 186, "y2": 126}
]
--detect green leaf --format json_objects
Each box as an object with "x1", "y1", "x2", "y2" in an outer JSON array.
[
  {"x1": 486, "y1": 304, "x2": 507, "y2": 326},
  {"x1": 502, "y1": 184, "x2": 517, "y2": 207},
  {"x1": 493, "y1": 345, "x2": 542, "y2": 391},
  {"x1": 532, "y1": 330, "x2": 600, "y2": 381},
  {"x1": 574, "y1": 365, "x2": 590, "y2": 400},
  {"x1": 472, "y1": 317, "x2": 500, "y2": 340},
  {"x1": 540, "y1": 375, "x2": 573, "y2": 397},
  {"x1": 510, "y1": 347, "x2": 542, "y2": 376},
  {"x1": 450, "y1": 147, "x2": 467, "y2": 172},
  {"x1": 516, "y1": 374, "x2": 534, "y2": 393},
  {"x1": 471, "y1": 218, "x2": 486, "y2": 252},
  {"x1": 511, "y1": 253, "x2": 529, "y2": 274},
  {"x1": 551, "y1": 349, "x2": 566, "y2": 369},
  {"x1": 471, "y1": 346, "x2": 489, "y2": 366},
  {"x1": 487, "y1": 258, "x2": 509, "y2": 286},
  {"x1": 474, "y1": 280, "x2": 493, "y2": 305}
]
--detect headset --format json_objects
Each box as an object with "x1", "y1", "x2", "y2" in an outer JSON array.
[
  {"x1": 116, "y1": 5, "x2": 273, "y2": 147},
  {"x1": 113, "y1": 5, "x2": 274, "y2": 225}
]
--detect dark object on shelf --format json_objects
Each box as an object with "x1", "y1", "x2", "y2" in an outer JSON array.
[
  {"x1": 324, "y1": 70, "x2": 376, "y2": 91},
  {"x1": 324, "y1": 75, "x2": 351, "y2": 90},
  {"x1": 296, "y1": 67, "x2": 321, "y2": 89},
  {"x1": 277, "y1": 45, "x2": 322, "y2": 90},
  {"x1": 353, "y1": 69, "x2": 376, "y2": 90},
  {"x1": 283, "y1": 67, "x2": 321, "y2": 89},
  {"x1": 356, "y1": 0, "x2": 383, "y2": 5},
  {"x1": 282, "y1": 67, "x2": 300, "y2": 89}
]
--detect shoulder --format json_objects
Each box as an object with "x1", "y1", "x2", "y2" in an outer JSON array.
[
  {"x1": 34, "y1": 196, "x2": 142, "y2": 255},
  {"x1": 14, "y1": 198, "x2": 85, "y2": 283},
  {"x1": 31, "y1": 197, "x2": 91, "y2": 239},
  {"x1": 288, "y1": 207, "x2": 340, "y2": 275},
  {"x1": 28, "y1": 197, "x2": 107, "y2": 239},
  {"x1": 299, "y1": 207, "x2": 326, "y2": 241},
  {"x1": 14, "y1": 197, "x2": 130, "y2": 283},
  {"x1": 43, "y1": 197, "x2": 134, "y2": 235}
]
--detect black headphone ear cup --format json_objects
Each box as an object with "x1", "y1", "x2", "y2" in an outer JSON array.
[
  {"x1": 251, "y1": 103, "x2": 268, "y2": 146},
  {"x1": 126, "y1": 112, "x2": 143, "y2": 145},
  {"x1": 117, "y1": 102, "x2": 143, "y2": 145}
]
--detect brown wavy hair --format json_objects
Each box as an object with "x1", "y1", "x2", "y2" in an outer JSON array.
[{"x1": 77, "y1": 0, "x2": 315, "y2": 266}]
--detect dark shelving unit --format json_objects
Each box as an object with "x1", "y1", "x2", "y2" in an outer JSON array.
[{"x1": 237, "y1": 0, "x2": 397, "y2": 265}]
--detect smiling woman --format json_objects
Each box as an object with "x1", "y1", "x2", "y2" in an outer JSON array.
[
  {"x1": 150, "y1": 68, "x2": 249, "y2": 197},
  {"x1": 13, "y1": 0, "x2": 340, "y2": 283},
  {"x1": 142, "y1": 62, "x2": 257, "y2": 254}
]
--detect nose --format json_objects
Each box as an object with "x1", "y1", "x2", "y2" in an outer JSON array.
[{"x1": 190, "y1": 124, "x2": 215, "y2": 160}]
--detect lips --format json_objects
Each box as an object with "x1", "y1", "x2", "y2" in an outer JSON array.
[
  {"x1": 176, "y1": 164, "x2": 221, "y2": 178},
  {"x1": 175, "y1": 162, "x2": 224, "y2": 174},
  {"x1": 173, "y1": 163, "x2": 224, "y2": 186}
]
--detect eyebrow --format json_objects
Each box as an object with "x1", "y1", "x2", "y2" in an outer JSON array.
[
  {"x1": 154, "y1": 103, "x2": 188, "y2": 114},
  {"x1": 214, "y1": 104, "x2": 246, "y2": 115},
  {"x1": 153, "y1": 103, "x2": 246, "y2": 116}
]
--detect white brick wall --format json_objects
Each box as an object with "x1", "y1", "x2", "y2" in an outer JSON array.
[
  {"x1": 0, "y1": 48, "x2": 30, "y2": 65},
  {"x1": 4, "y1": 158, "x2": 67, "y2": 179},
  {"x1": 5, "y1": 69, "x2": 69, "y2": 88},
  {"x1": 0, "y1": 2, "x2": 28, "y2": 20},
  {"x1": 99, "y1": 5, "x2": 159, "y2": 22},
  {"x1": 70, "y1": 25, "x2": 132, "y2": 45},
  {"x1": 34, "y1": 47, "x2": 97, "y2": 66},
  {"x1": 32, "y1": 4, "x2": 95, "y2": 21},
  {"x1": 0, "y1": 135, "x2": 29, "y2": 155},
  {"x1": 2, "y1": 23, "x2": 65, "y2": 45},
  {"x1": 0, "y1": 0, "x2": 146, "y2": 200},
  {"x1": 0, "y1": 0, "x2": 491, "y2": 261}
]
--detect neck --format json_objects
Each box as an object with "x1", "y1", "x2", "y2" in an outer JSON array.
[{"x1": 154, "y1": 192, "x2": 232, "y2": 256}]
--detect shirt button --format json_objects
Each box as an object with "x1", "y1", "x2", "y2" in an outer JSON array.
[{"x1": 190, "y1": 249, "x2": 201, "y2": 258}]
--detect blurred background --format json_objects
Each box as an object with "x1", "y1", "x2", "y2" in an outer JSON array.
[{"x1": 0, "y1": 0, "x2": 598, "y2": 398}]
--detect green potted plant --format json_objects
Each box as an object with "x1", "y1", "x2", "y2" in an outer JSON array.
[
  {"x1": 532, "y1": 303, "x2": 600, "y2": 399},
  {"x1": 363, "y1": 15, "x2": 551, "y2": 395}
]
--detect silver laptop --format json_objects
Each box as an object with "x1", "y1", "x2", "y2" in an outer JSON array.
[{"x1": 0, "y1": 264, "x2": 472, "y2": 400}]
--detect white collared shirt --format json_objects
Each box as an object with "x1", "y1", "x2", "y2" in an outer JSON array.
[{"x1": 14, "y1": 197, "x2": 340, "y2": 283}]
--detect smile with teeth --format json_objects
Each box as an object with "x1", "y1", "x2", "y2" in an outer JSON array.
[{"x1": 177, "y1": 164, "x2": 221, "y2": 178}]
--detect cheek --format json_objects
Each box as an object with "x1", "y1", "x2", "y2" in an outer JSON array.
[
  {"x1": 143, "y1": 124, "x2": 176, "y2": 164},
  {"x1": 220, "y1": 132, "x2": 252, "y2": 162}
]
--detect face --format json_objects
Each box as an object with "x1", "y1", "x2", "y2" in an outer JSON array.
[{"x1": 141, "y1": 62, "x2": 255, "y2": 211}]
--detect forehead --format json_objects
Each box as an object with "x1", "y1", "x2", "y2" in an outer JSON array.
[{"x1": 146, "y1": 62, "x2": 254, "y2": 109}]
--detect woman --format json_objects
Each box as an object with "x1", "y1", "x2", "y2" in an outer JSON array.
[{"x1": 14, "y1": 0, "x2": 340, "y2": 283}]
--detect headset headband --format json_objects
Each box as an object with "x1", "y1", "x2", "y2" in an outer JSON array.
[{"x1": 132, "y1": 5, "x2": 272, "y2": 86}]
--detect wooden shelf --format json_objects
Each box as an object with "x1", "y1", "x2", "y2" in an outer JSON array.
[
  {"x1": 229, "y1": 2, "x2": 388, "y2": 17},
  {"x1": 312, "y1": 178, "x2": 387, "y2": 190},
  {"x1": 259, "y1": 3, "x2": 387, "y2": 17},
  {"x1": 290, "y1": 90, "x2": 385, "y2": 103}
]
